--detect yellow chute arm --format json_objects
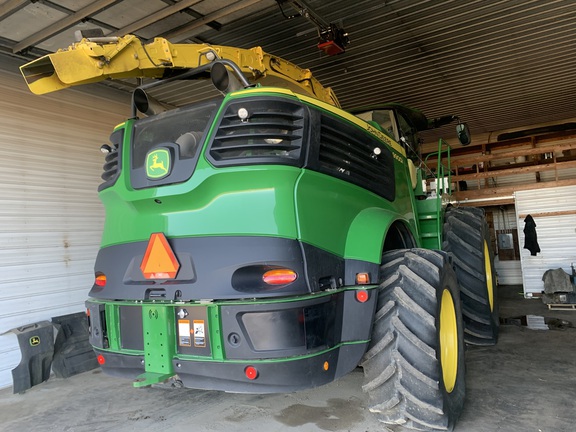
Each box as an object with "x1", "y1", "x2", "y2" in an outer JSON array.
[{"x1": 20, "y1": 34, "x2": 339, "y2": 107}]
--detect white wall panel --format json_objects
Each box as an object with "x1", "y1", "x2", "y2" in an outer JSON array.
[
  {"x1": 494, "y1": 258, "x2": 523, "y2": 286},
  {"x1": 515, "y1": 186, "x2": 576, "y2": 297},
  {"x1": 490, "y1": 173, "x2": 536, "y2": 187},
  {"x1": 540, "y1": 167, "x2": 576, "y2": 182},
  {"x1": 0, "y1": 57, "x2": 129, "y2": 389},
  {"x1": 491, "y1": 205, "x2": 522, "y2": 285}
]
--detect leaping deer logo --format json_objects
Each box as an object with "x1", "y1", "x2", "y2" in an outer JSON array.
[
  {"x1": 146, "y1": 149, "x2": 170, "y2": 179},
  {"x1": 149, "y1": 154, "x2": 166, "y2": 172}
]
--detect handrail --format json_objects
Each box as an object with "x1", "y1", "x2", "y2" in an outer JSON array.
[{"x1": 424, "y1": 139, "x2": 452, "y2": 243}]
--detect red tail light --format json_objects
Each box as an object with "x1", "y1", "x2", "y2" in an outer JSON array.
[{"x1": 95, "y1": 274, "x2": 107, "y2": 287}]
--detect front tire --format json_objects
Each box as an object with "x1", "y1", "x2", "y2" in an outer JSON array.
[
  {"x1": 361, "y1": 249, "x2": 465, "y2": 431},
  {"x1": 442, "y1": 206, "x2": 499, "y2": 345}
]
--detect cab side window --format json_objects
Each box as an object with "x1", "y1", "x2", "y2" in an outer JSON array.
[
  {"x1": 397, "y1": 114, "x2": 419, "y2": 159},
  {"x1": 355, "y1": 110, "x2": 396, "y2": 140}
]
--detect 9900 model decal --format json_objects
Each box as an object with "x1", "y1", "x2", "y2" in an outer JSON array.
[
  {"x1": 366, "y1": 124, "x2": 391, "y2": 145},
  {"x1": 364, "y1": 124, "x2": 405, "y2": 157},
  {"x1": 392, "y1": 152, "x2": 405, "y2": 164}
]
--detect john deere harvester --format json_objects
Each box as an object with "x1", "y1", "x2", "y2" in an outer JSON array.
[{"x1": 20, "y1": 33, "x2": 498, "y2": 431}]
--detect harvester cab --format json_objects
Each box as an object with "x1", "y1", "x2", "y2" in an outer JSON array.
[{"x1": 351, "y1": 104, "x2": 471, "y2": 202}]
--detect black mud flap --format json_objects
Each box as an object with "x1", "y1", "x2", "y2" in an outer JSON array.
[
  {"x1": 5, "y1": 321, "x2": 55, "y2": 394},
  {"x1": 52, "y1": 312, "x2": 99, "y2": 378}
]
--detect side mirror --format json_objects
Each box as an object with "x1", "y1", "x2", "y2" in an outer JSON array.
[{"x1": 456, "y1": 122, "x2": 471, "y2": 146}]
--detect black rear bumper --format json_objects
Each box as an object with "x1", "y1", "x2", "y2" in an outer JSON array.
[
  {"x1": 94, "y1": 342, "x2": 368, "y2": 393},
  {"x1": 87, "y1": 287, "x2": 377, "y2": 393}
]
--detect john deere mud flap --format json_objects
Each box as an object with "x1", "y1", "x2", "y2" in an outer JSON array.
[
  {"x1": 87, "y1": 286, "x2": 378, "y2": 393},
  {"x1": 4, "y1": 321, "x2": 55, "y2": 393}
]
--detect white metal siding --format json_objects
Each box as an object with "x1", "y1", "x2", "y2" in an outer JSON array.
[
  {"x1": 515, "y1": 186, "x2": 576, "y2": 297},
  {"x1": 0, "y1": 58, "x2": 129, "y2": 389},
  {"x1": 490, "y1": 173, "x2": 536, "y2": 188},
  {"x1": 491, "y1": 205, "x2": 523, "y2": 285},
  {"x1": 493, "y1": 258, "x2": 523, "y2": 286}
]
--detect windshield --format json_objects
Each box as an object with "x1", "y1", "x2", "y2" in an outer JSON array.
[
  {"x1": 132, "y1": 100, "x2": 219, "y2": 170},
  {"x1": 130, "y1": 99, "x2": 220, "y2": 189}
]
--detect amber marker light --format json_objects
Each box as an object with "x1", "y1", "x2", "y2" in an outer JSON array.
[
  {"x1": 262, "y1": 269, "x2": 297, "y2": 285},
  {"x1": 323, "y1": 361, "x2": 329, "y2": 371},
  {"x1": 356, "y1": 272, "x2": 370, "y2": 284},
  {"x1": 95, "y1": 274, "x2": 107, "y2": 287}
]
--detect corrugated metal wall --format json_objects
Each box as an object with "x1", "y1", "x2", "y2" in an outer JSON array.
[
  {"x1": 491, "y1": 205, "x2": 523, "y2": 285},
  {"x1": 0, "y1": 57, "x2": 129, "y2": 389},
  {"x1": 515, "y1": 186, "x2": 576, "y2": 297}
]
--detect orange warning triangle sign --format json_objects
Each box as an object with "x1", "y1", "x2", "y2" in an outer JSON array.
[{"x1": 140, "y1": 233, "x2": 180, "y2": 279}]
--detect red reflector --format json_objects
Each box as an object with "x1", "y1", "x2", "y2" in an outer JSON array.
[
  {"x1": 245, "y1": 366, "x2": 258, "y2": 380},
  {"x1": 86, "y1": 308, "x2": 90, "y2": 317},
  {"x1": 95, "y1": 274, "x2": 107, "y2": 287},
  {"x1": 97, "y1": 354, "x2": 105, "y2": 365},
  {"x1": 262, "y1": 269, "x2": 297, "y2": 285},
  {"x1": 356, "y1": 290, "x2": 369, "y2": 303},
  {"x1": 140, "y1": 233, "x2": 180, "y2": 279}
]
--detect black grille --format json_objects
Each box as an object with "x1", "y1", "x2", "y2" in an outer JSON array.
[
  {"x1": 99, "y1": 129, "x2": 123, "y2": 191},
  {"x1": 318, "y1": 115, "x2": 395, "y2": 201},
  {"x1": 209, "y1": 98, "x2": 306, "y2": 166}
]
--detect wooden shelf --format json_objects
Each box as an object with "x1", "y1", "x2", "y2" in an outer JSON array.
[{"x1": 421, "y1": 130, "x2": 576, "y2": 206}]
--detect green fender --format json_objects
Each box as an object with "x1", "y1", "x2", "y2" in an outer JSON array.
[{"x1": 344, "y1": 207, "x2": 409, "y2": 264}]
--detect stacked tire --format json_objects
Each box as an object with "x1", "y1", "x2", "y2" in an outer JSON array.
[{"x1": 442, "y1": 206, "x2": 499, "y2": 346}]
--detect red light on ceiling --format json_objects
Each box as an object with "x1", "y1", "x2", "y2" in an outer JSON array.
[
  {"x1": 356, "y1": 290, "x2": 369, "y2": 303},
  {"x1": 318, "y1": 40, "x2": 346, "y2": 56},
  {"x1": 245, "y1": 366, "x2": 258, "y2": 380},
  {"x1": 97, "y1": 354, "x2": 106, "y2": 365},
  {"x1": 262, "y1": 269, "x2": 297, "y2": 285}
]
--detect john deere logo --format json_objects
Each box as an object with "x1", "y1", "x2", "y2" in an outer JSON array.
[
  {"x1": 146, "y1": 149, "x2": 171, "y2": 179},
  {"x1": 29, "y1": 336, "x2": 40, "y2": 347}
]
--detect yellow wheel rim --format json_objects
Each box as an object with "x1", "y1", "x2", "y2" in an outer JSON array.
[
  {"x1": 440, "y1": 289, "x2": 458, "y2": 393},
  {"x1": 484, "y1": 241, "x2": 494, "y2": 311}
]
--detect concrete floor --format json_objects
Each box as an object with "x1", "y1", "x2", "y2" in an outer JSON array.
[{"x1": 1, "y1": 285, "x2": 575, "y2": 432}]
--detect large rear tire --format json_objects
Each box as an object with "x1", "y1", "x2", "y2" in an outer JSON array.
[
  {"x1": 442, "y1": 206, "x2": 499, "y2": 346},
  {"x1": 362, "y1": 249, "x2": 465, "y2": 431}
]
